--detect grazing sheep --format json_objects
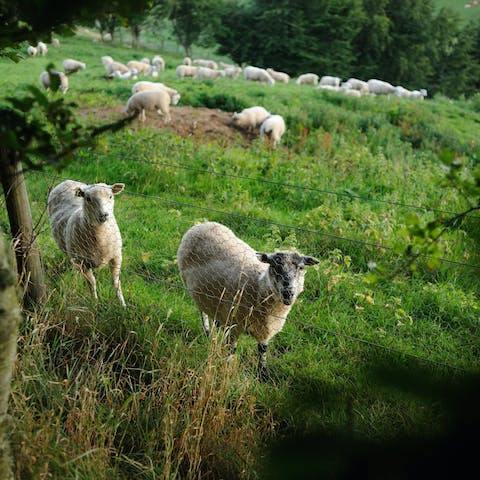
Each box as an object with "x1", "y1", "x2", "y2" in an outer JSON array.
[
  {"x1": 183, "y1": 56, "x2": 192, "y2": 66},
  {"x1": 39, "y1": 70, "x2": 69, "y2": 94},
  {"x1": 176, "y1": 65, "x2": 198, "y2": 79},
  {"x1": 113, "y1": 68, "x2": 138, "y2": 80},
  {"x1": 244, "y1": 66, "x2": 275, "y2": 86},
  {"x1": 37, "y1": 41, "x2": 48, "y2": 56},
  {"x1": 220, "y1": 61, "x2": 234, "y2": 69},
  {"x1": 231, "y1": 106, "x2": 271, "y2": 131},
  {"x1": 410, "y1": 88, "x2": 427, "y2": 100},
  {"x1": 47, "y1": 180, "x2": 126, "y2": 307},
  {"x1": 193, "y1": 58, "x2": 218, "y2": 69},
  {"x1": 367, "y1": 79, "x2": 396, "y2": 95},
  {"x1": 152, "y1": 55, "x2": 165, "y2": 70},
  {"x1": 196, "y1": 66, "x2": 223, "y2": 80},
  {"x1": 320, "y1": 75, "x2": 341, "y2": 88},
  {"x1": 132, "y1": 81, "x2": 180, "y2": 105},
  {"x1": 266, "y1": 68, "x2": 290, "y2": 84},
  {"x1": 105, "y1": 61, "x2": 130, "y2": 77},
  {"x1": 296, "y1": 73, "x2": 319, "y2": 85},
  {"x1": 260, "y1": 115, "x2": 286, "y2": 147},
  {"x1": 347, "y1": 78, "x2": 369, "y2": 93},
  {"x1": 394, "y1": 85, "x2": 412, "y2": 98},
  {"x1": 125, "y1": 89, "x2": 174, "y2": 123},
  {"x1": 27, "y1": 45, "x2": 37, "y2": 56},
  {"x1": 222, "y1": 66, "x2": 242, "y2": 79},
  {"x1": 140, "y1": 57, "x2": 151, "y2": 65},
  {"x1": 101, "y1": 55, "x2": 114, "y2": 67},
  {"x1": 63, "y1": 58, "x2": 86, "y2": 75},
  {"x1": 51, "y1": 38, "x2": 60, "y2": 47},
  {"x1": 316, "y1": 84, "x2": 340, "y2": 92},
  {"x1": 177, "y1": 221, "x2": 319, "y2": 380},
  {"x1": 127, "y1": 60, "x2": 158, "y2": 77}
]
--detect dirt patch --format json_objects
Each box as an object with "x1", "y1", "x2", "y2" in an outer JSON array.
[{"x1": 77, "y1": 105, "x2": 257, "y2": 144}]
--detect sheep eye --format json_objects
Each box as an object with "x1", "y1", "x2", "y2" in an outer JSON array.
[
  {"x1": 109, "y1": 195, "x2": 113, "y2": 199},
  {"x1": 85, "y1": 196, "x2": 92, "y2": 202}
]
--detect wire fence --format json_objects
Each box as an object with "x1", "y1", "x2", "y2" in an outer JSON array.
[{"x1": 7, "y1": 167, "x2": 476, "y2": 380}]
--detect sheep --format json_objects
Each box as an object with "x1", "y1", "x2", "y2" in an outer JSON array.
[
  {"x1": 127, "y1": 60, "x2": 158, "y2": 77},
  {"x1": 266, "y1": 68, "x2": 290, "y2": 84},
  {"x1": 51, "y1": 38, "x2": 60, "y2": 48},
  {"x1": 316, "y1": 84, "x2": 340, "y2": 92},
  {"x1": 410, "y1": 89, "x2": 427, "y2": 100},
  {"x1": 63, "y1": 58, "x2": 86, "y2": 75},
  {"x1": 183, "y1": 56, "x2": 192, "y2": 66},
  {"x1": 295, "y1": 73, "x2": 319, "y2": 85},
  {"x1": 39, "y1": 70, "x2": 69, "y2": 94},
  {"x1": 105, "y1": 61, "x2": 130, "y2": 77},
  {"x1": 320, "y1": 75, "x2": 341, "y2": 88},
  {"x1": 244, "y1": 66, "x2": 275, "y2": 86},
  {"x1": 101, "y1": 55, "x2": 114, "y2": 67},
  {"x1": 141, "y1": 57, "x2": 151, "y2": 65},
  {"x1": 27, "y1": 45, "x2": 37, "y2": 56},
  {"x1": 125, "y1": 89, "x2": 174, "y2": 123},
  {"x1": 113, "y1": 68, "x2": 138, "y2": 80},
  {"x1": 260, "y1": 114, "x2": 286, "y2": 147},
  {"x1": 152, "y1": 55, "x2": 165, "y2": 70},
  {"x1": 220, "y1": 61, "x2": 234, "y2": 69},
  {"x1": 196, "y1": 66, "x2": 223, "y2": 80},
  {"x1": 176, "y1": 65, "x2": 198, "y2": 79},
  {"x1": 231, "y1": 106, "x2": 271, "y2": 131},
  {"x1": 177, "y1": 221, "x2": 319, "y2": 380},
  {"x1": 367, "y1": 79, "x2": 396, "y2": 96},
  {"x1": 222, "y1": 66, "x2": 242, "y2": 79},
  {"x1": 37, "y1": 41, "x2": 48, "y2": 56},
  {"x1": 193, "y1": 58, "x2": 218, "y2": 69},
  {"x1": 394, "y1": 85, "x2": 412, "y2": 98},
  {"x1": 131, "y1": 81, "x2": 180, "y2": 105},
  {"x1": 47, "y1": 180, "x2": 126, "y2": 307},
  {"x1": 347, "y1": 78, "x2": 369, "y2": 93}
]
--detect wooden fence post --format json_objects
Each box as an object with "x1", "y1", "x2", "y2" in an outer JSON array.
[
  {"x1": 0, "y1": 234, "x2": 21, "y2": 480},
  {"x1": 0, "y1": 151, "x2": 46, "y2": 307}
]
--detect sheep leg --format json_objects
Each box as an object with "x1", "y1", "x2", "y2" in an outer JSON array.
[
  {"x1": 201, "y1": 311, "x2": 210, "y2": 337},
  {"x1": 257, "y1": 343, "x2": 269, "y2": 382},
  {"x1": 140, "y1": 109, "x2": 146, "y2": 122},
  {"x1": 82, "y1": 267, "x2": 98, "y2": 300},
  {"x1": 110, "y1": 260, "x2": 126, "y2": 308}
]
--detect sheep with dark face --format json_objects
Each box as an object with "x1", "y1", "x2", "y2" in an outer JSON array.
[
  {"x1": 48, "y1": 180, "x2": 126, "y2": 307},
  {"x1": 177, "y1": 221, "x2": 319, "y2": 380}
]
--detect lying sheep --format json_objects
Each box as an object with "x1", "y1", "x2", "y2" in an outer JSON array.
[
  {"x1": 27, "y1": 45, "x2": 37, "y2": 56},
  {"x1": 39, "y1": 70, "x2": 69, "y2": 94},
  {"x1": 176, "y1": 65, "x2": 198, "y2": 79},
  {"x1": 266, "y1": 68, "x2": 290, "y2": 84},
  {"x1": 113, "y1": 69, "x2": 138, "y2": 80},
  {"x1": 47, "y1": 180, "x2": 126, "y2": 307},
  {"x1": 125, "y1": 89, "x2": 174, "y2": 123},
  {"x1": 196, "y1": 66, "x2": 223, "y2": 80},
  {"x1": 222, "y1": 66, "x2": 242, "y2": 79},
  {"x1": 367, "y1": 79, "x2": 396, "y2": 95},
  {"x1": 231, "y1": 106, "x2": 271, "y2": 131},
  {"x1": 177, "y1": 221, "x2": 319, "y2": 380},
  {"x1": 127, "y1": 60, "x2": 158, "y2": 77},
  {"x1": 63, "y1": 58, "x2": 86, "y2": 75},
  {"x1": 152, "y1": 55, "x2": 165, "y2": 70},
  {"x1": 320, "y1": 75, "x2": 341, "y2": 88},
  {"x1": 37, "y1": 41, "x2": 48, "y2": 56},
  {"x1": 244, "y1": 66, "x2": 275, "y2": 86},
  {"x1": 296, "y1": 73, "x2": 319, "y2": 85},
  {"x1": 260, "y1": 114, "x2": 286, "y2": 147},
  {"x1": 131, "y1": 81, "x2": 180, "y2": 105}
]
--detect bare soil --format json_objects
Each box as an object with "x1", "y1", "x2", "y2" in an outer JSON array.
[{"x1": 77, "y1": 105, "x2": 257, "y2": 144}]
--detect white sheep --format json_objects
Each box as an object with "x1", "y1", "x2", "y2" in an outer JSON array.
[
  {"x1": 105, "y1": 61, "x2": 130, "y2": 77},
  {"x1": 176, "y1": 65, "x2": 198, "y2": 79},
  {"x1": 140, "y1": 57, "x2": 151, "y2": 65},
  {"x1": 296, "y1": 73, "x2": 319, "y2": 85},
  {"x1": 316, "y1": 84, "x2": 340, "y2": 92},
  {"x1": 220, "y1": 61, "x2": 234, "y2": 69},
  {"x1": 152, "y1": 55, "x2": 165, "y2": 70},
  {"x1": 177, "y1": 221, "x2": 319, "y2": 379},
  {"x1": 367, "y1": 79, "x2": 396, "y2": 95},
  {"x1": 347, "y1": 78, "x2": 369, "y2": 93},
  {"x1": 196, "y1": 66, "x2": 223, "y2": 80},
  {"x1": 394, "y1": 85, "x2": 412, "y2": 98},
  {"x1": 27, "y1": 45, "x2": 38, "y2": 56},
  {"x1": 62, "y1": 58, "x2": 86, "y2": 75},
  {"x1": 231, "y1": 106, "x2": 271, "y2": 131},
  {"x1": 266, "y1": 68, "x2": 290, "y2": 84},
  {"x1": 131, "y1": 81, "x2": 180, "y2": 105},
  {"x1": 39, "y1": 70, "x2": 69, "y2": 94},
  {"x1": 47, "y1": 180, "x2": 126, "y2": 307},
  {"x1": 101, "y1": 55, "x2": 114, "y2": 67},
  {"x1": 125, "y1": 89, "x2": 174, "y2": 123},
  {"x1": 410, "y1": 89, "x2": 427, "y2": 100},
  {"x1": 244, "y1": 66, "x2": 275, "y2": 86},
  {"x1": 183, "y1": 56, "x2": 192, "y2": 66},
  {"x1": 320, "y1": 75, "x2": 341, "y2": 88},
  {"x1": 193, "y1": 58, "x2": 218, "y2": 69},
  {"x1": 222, "y1": 66, "x2": 242, "y2": 79},
  {"x1": 127, "y1": 60, "x2": 158, "y2": 77},
  {"x1": 113, "y1": 68, "x2": 138, "y2": 80},
  {"x1": 260, "y1": 115, "x2": 286, "y2": 147},
  {"x1": 37, "y1": 41, "x2": 48, "y2": 56},
  {"x1": 51, "y1": 38, "x2": 60, "y2": 48}
]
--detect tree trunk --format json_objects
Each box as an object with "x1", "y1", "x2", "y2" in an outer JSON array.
[
  {"x1": 0, "y1": 235, "x2": 21, "y2": 480},
  {"x1": 0, "y1": 153, "x2": 46, "y2": 308}
]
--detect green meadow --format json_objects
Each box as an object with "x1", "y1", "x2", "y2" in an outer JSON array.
[{"x1": 1, "y1": 33, "x2": 479, "y2": 478}]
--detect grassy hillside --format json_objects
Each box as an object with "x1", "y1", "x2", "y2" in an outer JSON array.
[
  {"x1": 435, "y1": 0, "x2": 480, "y2": 21},
  {"x1": 1, "y1": 34, "x2": 479, "y2": 478}
]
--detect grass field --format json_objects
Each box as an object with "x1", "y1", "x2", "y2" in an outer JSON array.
[
  {"x1": 435, "y1": 0, "x2": 480, "y2": 21},
  {"x1": 1, "y1": 33, "x2": 480, "y2": 478}
]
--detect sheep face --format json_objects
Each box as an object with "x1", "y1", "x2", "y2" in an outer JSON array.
[
  {"x1": 257, "y1": 251, "x2": 319, "y2": 305},
  {"x1": 75, "y1": 183, "x2": 124, "y2": 224}
]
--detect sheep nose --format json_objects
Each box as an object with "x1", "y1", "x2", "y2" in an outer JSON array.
[
  {"x1": 282, "y1": 290, "x2": 294, "y2": 305},
  {"x1": 99, "y1": 213, "x2": 108, "y2": 223}
]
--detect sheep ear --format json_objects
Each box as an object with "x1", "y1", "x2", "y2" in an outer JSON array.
[
  {"x1": 303, "y1": 255, "x2": 320, "y2": 266},
  {"x1": 257, "y1": 252, "x2": 272, "y2": 264},
  {"x1": 111, "y1": 183, "x2": 125, "y2": 195},
  {"x1": 75, "y1": 187, "x2": 85, "y2": 198}
]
